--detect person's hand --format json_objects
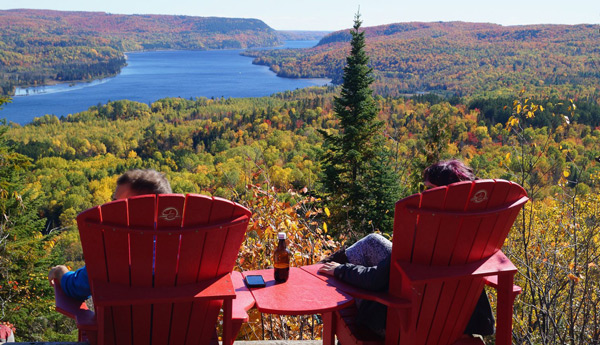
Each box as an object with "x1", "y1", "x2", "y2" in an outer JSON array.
[
  {"x1": 318, "y1": 262, "x2": 340, "y2": 276},
  {"x1": 48, "y1": 265, "x2": 69, "y2": 286}
]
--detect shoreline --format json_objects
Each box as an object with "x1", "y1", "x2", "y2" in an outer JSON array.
[
  {"x1": 13, "y1": 40, "x2": 321, "y2": 97},
  {"x1": 13, "y1": 74, "x2": 121, "y2": 97}
]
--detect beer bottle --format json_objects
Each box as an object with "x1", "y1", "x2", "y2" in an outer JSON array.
[{"x1": 273, "y1": 232, "x2": 290, "y2": 283}]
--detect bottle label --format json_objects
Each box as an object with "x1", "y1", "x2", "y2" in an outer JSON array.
[{"x1": 273, "y1": 263, "x2": 289, "y2": 269}]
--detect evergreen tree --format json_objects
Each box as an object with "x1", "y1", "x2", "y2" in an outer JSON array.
[
  {"x1": 320, "y1": 14, "x2": 401, "y2": 236},
  {"x1": 0, "y1": 105, "x2": 51, "y2": 340}
]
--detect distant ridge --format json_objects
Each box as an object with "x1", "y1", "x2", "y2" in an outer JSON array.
[
  {"x1": 0, "y1": 9, "x2": 280, "y2": 50},
  {"x1": 316, "y1": 21, "x2": 594, "y2": 45},
  {"x1": 243, "y1": 21, "x2": 600, "y2": 98},
  {"x1": 278, "y1": 30, "x2": 331, "y2": 41},
  {"x1": 0, "y1": 9, "x2": 281, "y2": 94}
]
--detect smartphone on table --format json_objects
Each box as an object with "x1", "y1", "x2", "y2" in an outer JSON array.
[{"x1": 244, "y1": 274, "x2": 266, "y2": 288}]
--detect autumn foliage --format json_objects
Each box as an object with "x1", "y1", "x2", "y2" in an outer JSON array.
[{"x1": 244, "y1": 21, "x2": 600, "y2": 99}]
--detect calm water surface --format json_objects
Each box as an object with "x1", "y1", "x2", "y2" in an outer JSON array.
[{"x1": 2, "y1": 41, "x2": 329, "y2": 124}]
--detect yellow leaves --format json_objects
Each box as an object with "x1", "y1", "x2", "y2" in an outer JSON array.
[
  {"x1": 563, "y1": 170, "x2": 570, "y2": 178},
  {"x1": 284, "y1": 218, "x2": 298, "y2": 231},
  {"x1": 324, "y1": 207, "x2": 330, "y2": 217},
  {"x1": 501, "y1": 152, "x2": 512, "y2": 167},
  {"x1": 323, "y1": 222, "x2": 328, "y2": 233},
  {"x1": 43, "y1": 239, "x2": 56, "y2": 251},
  {"x1": 293, "y1": 252, "x2": 303, "y2": 265},
  {"x1": 507, "y1": 116, "x2": 520, "y2": 129},
  {"x1": 511, "y1": 95, "x2": 542, "y2": 127}
]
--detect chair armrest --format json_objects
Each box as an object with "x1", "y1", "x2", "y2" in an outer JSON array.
[
  {"x1": 394, "y1": 250, "x2": 518, "y2": 285},
  {"x1": 343, "y1": 289, "x2": 411, "y2": 309},
  {"x1": 300, "y1": 264, "x2": 411, "y2": 309},
  {"x1": 484, "y1": 275, "x2": 522, "y2": 296},
  {"x1": 231, "y1": 271, "x2": 255, "y2": 322},
  {"x1": 93, "y1": 274, "x2": 236, "y2": 307},
  {"x1": 53, "y1": 279, "x2": 96, "y2": 328}
]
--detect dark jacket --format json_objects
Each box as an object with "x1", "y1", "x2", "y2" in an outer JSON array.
[{"x1": 334, "y1": 256, "x2": 495, "y2": 337}]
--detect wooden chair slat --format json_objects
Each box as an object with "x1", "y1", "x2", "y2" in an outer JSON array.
[
  {"x1": 412, "y1": 188, "x2": 448, "y2": 343},
  {"x1": 487, "y1": 182, "x2": 528, "y2": 254},
  {"x1": 393, "y1": 194, "x2": 421, "y2": 263},
  {"x1": 415, "y1": 182, "x2": 473, "y2": 345},
  {"x1": 470, "y1": 181, "x2": 510, "y2": 260},
  {"x1": 170, "y1": 195, "x2": 213, "y2": 345},
  {"x1": 99, "y1": 200, "x2": 132, "y2": 345},
  {"x1": 77, "y1": 205, "x2": 117, "y2": 345},
  {"x1": 77, "y1": 206, "x2": 107, "y2": 288},
  {"x1": 152, "y1": 195, "x2": 186, "y2": 345},
  {"x1": 194, "y1": 197, "x2": 237, "y2": 343},
  {"x1": 127, "y1": 196, "x2": 155, "y2": 345},
  {"x1": 182, "y1": 194, "x2": 214, "y2": 226},
  {"x1": 442, "y1": 181, "x2": 499, "y2": 344}
]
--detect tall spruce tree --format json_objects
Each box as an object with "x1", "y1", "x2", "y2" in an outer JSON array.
[{"x1": 320, "y1": 14, "x2": 401, "y2": 236}]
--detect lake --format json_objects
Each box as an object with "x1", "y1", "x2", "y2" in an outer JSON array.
[{"x1": 1, "y1": 41, "x2": 329, "y2": 125}]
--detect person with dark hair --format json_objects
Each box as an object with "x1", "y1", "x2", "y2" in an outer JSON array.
[
  {"x1": 114, "y1": 169, "x2": 172, "y2": 199},
  {"x1": 48, "y1": 169, "x2": 171, "y2": 301},
  {"x1": 318, "y1": 159, "x2": 493, "y2": 339},
  {"x1": 423, "y1": 159, "x2": 476, "y2": 187}
]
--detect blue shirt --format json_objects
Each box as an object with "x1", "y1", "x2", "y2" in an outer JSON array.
[{"x1": 61, "y1": 266, "x2": 91, "y2": 301}]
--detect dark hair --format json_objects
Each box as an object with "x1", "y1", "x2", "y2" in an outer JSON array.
[
  {"x1": 116, "y1": 169, "x2": 172, "y2": 195},
  {"x1": 423, "y1": 159, "x2": 476, "y2": 187}
]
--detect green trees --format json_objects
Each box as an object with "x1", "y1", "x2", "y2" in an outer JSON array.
[
  {"x1": 0, "y1": 117, "x2": 55, "y2": 340},
  {"x1": 320, "y1": 14, "x2": 400, "y2": 236}
]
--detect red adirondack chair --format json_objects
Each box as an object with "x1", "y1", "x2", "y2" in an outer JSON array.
[
  {"x1": 323, "y1": 179, "x2": 528, "y2": 345},
  {"x1": 53, "y1": 194, "x2": 252, "y2": 345}
]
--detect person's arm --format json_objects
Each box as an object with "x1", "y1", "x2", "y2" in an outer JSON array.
[
  {"x1": 319, "y1": 257, "x2": 390, "y2": 291},
  {"x1": 48, "y1": 265, "x2": 69, "y2": 285},
  {"x1": 58, "y1": 266, "x2": 91, "y2": 301}
]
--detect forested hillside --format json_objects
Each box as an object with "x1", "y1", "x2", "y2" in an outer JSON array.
[
  {"x1": 0, "y1": 9, "x2": 281, "y2": 95},
  {"x1": 1, "y1": 85, "x2": 600, "y2": 342},
  {"x1": 243, "y1": 22, "x2": 600, "y2": 98}
]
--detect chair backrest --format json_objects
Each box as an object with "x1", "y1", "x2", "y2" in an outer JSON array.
[
  {"x1": 387, "y1": 179, "x2": 528, "y2": 345},
  {"x1": 76, "y1": 193, "x2": 251, "y2": 345}
]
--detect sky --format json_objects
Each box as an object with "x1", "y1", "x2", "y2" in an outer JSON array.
[{"x1": 0, "y1": 0, "x2": 599, "y2": 31}]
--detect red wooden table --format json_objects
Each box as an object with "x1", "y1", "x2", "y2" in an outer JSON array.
[
  {"x1": 242, "y1": 266, "x2": 354, "y2": 344},
  {"x1": 242, "y1": 267, "x2": 354, "y2": 315}
]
